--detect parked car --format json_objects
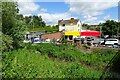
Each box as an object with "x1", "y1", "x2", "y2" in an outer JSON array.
[
  {"x1": 34, "y1": 37, "x2": 40, "y2": 43},
  {"x1": 23, "y1": 39, "x2": 31, "y2": 43},
  {"x1": 105, "y1": 39, "x2": 119, "y2": 45},
  {"x1": 112, "y1": 43, "x2": 119, "y2": 48}
]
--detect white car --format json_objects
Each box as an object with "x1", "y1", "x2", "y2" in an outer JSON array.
[
  {"x1": 45, "y1": 39, "x2": 50, "y2": 43},
  {"x1": 105, "y1": 39, "x2": 119, "y2": 45},
  {"x1": 23, "y1": 40, "x2": 31, "y2": 43}
]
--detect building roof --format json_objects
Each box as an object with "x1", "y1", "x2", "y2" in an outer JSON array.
[
  {"x1": 58, "y1": 18, "x2": 79, "y2": 26},
  {"x1": 81, "y1": 30, "x2": 100, "y2": 37}
]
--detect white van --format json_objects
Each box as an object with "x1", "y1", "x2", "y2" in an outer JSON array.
[{"x1": 105, "y1": 39, "x2": 119, "y2": 45}]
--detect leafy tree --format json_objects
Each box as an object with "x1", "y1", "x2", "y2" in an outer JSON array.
[
  {"x1": 0, "y1": 32, "x2": 13, "y2": 52},
  {"x1": 24, "y1": 16, "x2": 31, "y2": 24},
  {"x1": 17, "y1": 14, "x2": 24, "y2": 20},
  {"x1": 2, "y1": 1, "x2": 27, "y2": 49},
  {"x1": 102, "y1": 20, "x2": 119, "y2": 37},
  {"x1": 82, "y1": 23, "x2": 89, "y2": 29},
  {"x1": 24, "y1": 15, "x2": 46, "y2": 28},
  {"x1": 2, "y1": 2, "x2": 18, "y2": 35},
  {"x1": 83, "y1": 20, "x2": 120, "y2": 38},
  {"x1": 12, "y1": 20, "x2": 27, "y2": 48}
]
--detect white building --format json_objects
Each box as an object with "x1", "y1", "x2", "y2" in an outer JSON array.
[
  {"x1": 58, "y1": 18, "x2": 82, "y2": 32},
  {"x1": 58, "y1": 18, "x2": 82, "y2": 40}
]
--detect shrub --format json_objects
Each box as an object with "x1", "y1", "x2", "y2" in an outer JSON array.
[
  {"x1": 2, "y1": 43, "x2": 117, "y2": 78},
  {"x1": 1, "y1": 32, "x2": 13, "y2": 52},
  {"x1": 82, "y1": 43, "x2": 88, "y2": 48}
]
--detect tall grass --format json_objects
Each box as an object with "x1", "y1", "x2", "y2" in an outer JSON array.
[{"x1": 2, "y1": 43, "x2": 118, "y2": 78}]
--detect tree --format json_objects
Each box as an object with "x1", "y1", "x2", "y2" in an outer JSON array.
[
  {"x1": 2, "y1": 1, "x2": 27, "y2": 49},
  {"x1": 17, "y1": 14, "x2": 24, "y2": 20},
  {"x1": 102, "y1": 20, "x2": 119, "y2": 37},
  {"x1": 0, "y1": 32, "x2": 13, "y2": 52},
  {"x1": 12, "y1": 20, "x2": 27, "y2": 48},
  {"x1": 24, "y1": 15, "x2": 46, "y2": 28},
  {"x1": 2, "y1": 2, "x2": 18, "y2": 35}
]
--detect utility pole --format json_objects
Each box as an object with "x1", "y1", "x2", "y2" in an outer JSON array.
[
  {"x1": 32, "y1": 16, "x2": 34, "y2": 43},
  {"x1": 118, "y1": 1, "x2": 120, "y2": 48},
  {"x1": 30, "y1": 16, "x2": 34, "y2": 44},
  {"x1": 118, "y1": 1, "x2": 120, "y2": 39},
  {"x1": 100, "y1": 26, "x2": 102, "y2": 43}
]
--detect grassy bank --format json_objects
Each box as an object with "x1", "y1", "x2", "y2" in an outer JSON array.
[
  {"x1": 28, "y1": 27, "x2": 58, "y2": 32},
  {"x1": 2, "y1": 43, "x2": 118, "y2": 78}
]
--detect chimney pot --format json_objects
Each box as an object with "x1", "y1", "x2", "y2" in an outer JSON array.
[{"x1": 70, "y1": 18, "x2": 74, "y2": 23}]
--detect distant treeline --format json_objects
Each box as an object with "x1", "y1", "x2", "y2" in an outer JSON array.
[
  {"x1": 82, "y1": 20, "x2": 120, "y2": 38},
  {"x1": 17, "y1": 14, "x2": 46, "y2": 28}
]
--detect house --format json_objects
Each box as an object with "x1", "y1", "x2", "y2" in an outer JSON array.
[
  {"x1": 58, "y1": 18, "x2": 82, "y2": 40},
  {"x1": 58, "y1": 18, "x2": 82, "y2": 32}
]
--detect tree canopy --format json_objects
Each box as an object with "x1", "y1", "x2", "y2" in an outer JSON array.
[
  {"x1": 2, "y1": 2, "x2": 18, "y2": 35},
  {"x1": 22, "y1": 15, "x2": 46, "y2": 28},
  {"x1": 82, "y1": 20, "x2": 120, "y2": 38},
  {"x1": 102, "y1": 20, "x2": 120, "y2": 37},
  {"x1": 2, "y1": 1, "x2": 27, "y2": 49}
]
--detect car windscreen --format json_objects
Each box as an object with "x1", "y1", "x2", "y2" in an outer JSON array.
[{"x1": 107, "y1": 39, "x2": 117, "y2": 41}]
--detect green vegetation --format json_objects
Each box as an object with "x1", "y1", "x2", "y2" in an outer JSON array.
[
  {"x1": 28, "y1": 26, "x2": 58, "y2": 32},
  {"x1": 2, "y1": 1, "x2": 120, "y2": 79},
  {"x1": 2, "y1": 2, "x2": 27, "y2": 49},
  {"x1": 17, "y1": 14, "x2": 59, "y2": 32},
  {"x1": 17, "y1": 14, "x2": 46, "y2": 28},
  {"x1": 1, "y1": 32, "x2": 13, "y2": 52},
  {"x1": 2, "y1": 43, "x2": 118, "y2": 78},
  {"x1": 82, "y1": 20, "x2": 120, "y2": 37}
]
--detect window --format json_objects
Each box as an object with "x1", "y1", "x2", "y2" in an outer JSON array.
[
  {"x1": 65, "y1": 36, "x2": 68, "y2": 39},
  {"x1": 107, "y1": 39, "x2": 117, "y2": 41},
  {"x1": 70, "y1": 23, "x2": 73, "y2": 25},
  {"x1": 62, "y1": 24, "x2": 65, "y2": 26}
]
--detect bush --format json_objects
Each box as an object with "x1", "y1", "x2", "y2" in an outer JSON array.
[
  {"x1": 12, "y1": 20, "x2": 27, "y2": 49},
  {"x1": 100, "y1": 50, "x2": 120, "y2": 79},
  {"x1": 2, "y1": 48, "x2": 102, "y2": 78},
  {"x1": 25, "y1": 43, "x2": 82, "y2": 61},
  {"x1": 2, "y1": 43, "x2": 117, "y2": 78},
  {"x1": 82, "y1": 43, "x2": 88, "y2": 48},
  {"x1": 1, "y1": 32, "x2": 13, "y2": 52}
]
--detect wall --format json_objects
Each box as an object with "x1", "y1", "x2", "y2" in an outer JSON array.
[
  {"x1": 59, "y1": 20, "x2": 82, "y2": 32},
  {"x1": 41, "y1": 31, "x2": 63, "y2": 41},
  {"x1": 77, "y1": 21, "x2": 82, "y2": 32}
]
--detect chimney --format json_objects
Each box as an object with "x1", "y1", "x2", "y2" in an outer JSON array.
[{"x1": 70, "y1": 18, "x2": 74, "y2": 23}]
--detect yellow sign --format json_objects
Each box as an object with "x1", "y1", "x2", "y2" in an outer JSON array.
[{"x1": 65, "y1": 31, "x2": 80, "y2": 36}]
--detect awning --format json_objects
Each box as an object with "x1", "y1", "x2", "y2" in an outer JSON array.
[
  {"x1": 65, "y1": 31, "x2": 80, "y2": 36},
  {"x1": 80, "y1": 30, "x2": 100, "y2": 36}
]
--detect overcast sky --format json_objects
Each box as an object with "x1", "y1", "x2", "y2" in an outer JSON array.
[{"x1": 18, "y1": 0, "x2": 119, "y2": 25}]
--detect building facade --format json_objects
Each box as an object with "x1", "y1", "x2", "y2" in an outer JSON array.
[
  {"x1": 58, "y1": 18, "x2": 82, "y2": 40},
  {"x1": 58, "y1": 18, "x2": 82, "y2": 32}
]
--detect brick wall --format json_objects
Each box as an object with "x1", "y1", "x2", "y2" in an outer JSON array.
[{"x1": 41, "y1": 31, "x2": 63, "y2": 41}]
